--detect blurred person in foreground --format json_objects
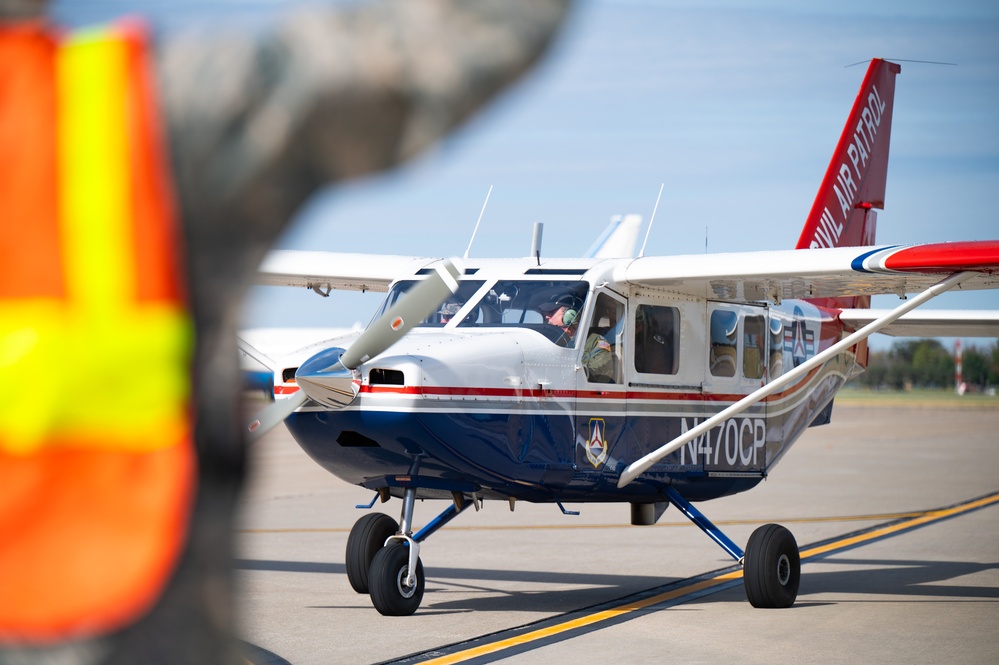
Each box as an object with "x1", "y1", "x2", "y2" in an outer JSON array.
[{"x1": 0, "y1": 0, "x2": 569, "y2": 662}]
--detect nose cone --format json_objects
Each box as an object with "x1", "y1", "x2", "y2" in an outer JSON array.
[{"x1": 295, "y1": 346, "x2": 360, "y2": 408}]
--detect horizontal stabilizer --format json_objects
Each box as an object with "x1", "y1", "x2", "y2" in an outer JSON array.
[{"x1": 839, "y1": 309, "x2": 999, "y2": 338}]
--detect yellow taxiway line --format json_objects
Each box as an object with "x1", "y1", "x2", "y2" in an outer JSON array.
[{"x1": 409, "y1": 491, "x2": 999, "y2": 665}]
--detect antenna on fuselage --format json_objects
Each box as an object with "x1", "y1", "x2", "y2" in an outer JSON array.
[
  {"x1": 463, "y1": 185, "x2": 493, "y2": 260},
  {"x1": 531, "y1": 222, "x2": 544, "y2": 266},
  {"x1": 638, "y1": 182, "x2": 664, "y2": 258}
]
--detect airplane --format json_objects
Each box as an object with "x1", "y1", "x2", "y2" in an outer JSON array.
[{"x1": 244, "y1": 58, "x2": 999, "y2": 616}]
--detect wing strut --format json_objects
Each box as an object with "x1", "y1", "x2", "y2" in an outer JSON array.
[{"x1": 617, "y1": 271, "x2": 974, "y2": 488}]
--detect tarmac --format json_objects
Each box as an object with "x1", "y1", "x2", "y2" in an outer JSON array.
[{"x1": 235, "y1": 402, "x2": 999, "y2": 664}]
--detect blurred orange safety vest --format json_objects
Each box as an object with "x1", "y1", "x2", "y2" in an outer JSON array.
[{"x1": 0, "y1": 19, "x2": 194, "y2": 641}]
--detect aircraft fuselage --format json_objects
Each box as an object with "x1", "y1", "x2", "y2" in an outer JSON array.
[{"x1": 279, "y1": 262, "x2": 859, "y2": 505}]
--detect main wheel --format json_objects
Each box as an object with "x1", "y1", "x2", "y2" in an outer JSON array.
[
  {"x1": 368, "y1": 542, "x2": 425, "y2": 616},
  {"x1": 743, "y1": 523, "x2": 800, "y2": 608},
  {"x1": 345, "y1": 513, "x2": 399, "y2": 594}
]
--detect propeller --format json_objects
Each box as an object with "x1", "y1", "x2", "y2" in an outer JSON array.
[{"x1": 246, "y1": 259, "x2": 461, "y2": 441}]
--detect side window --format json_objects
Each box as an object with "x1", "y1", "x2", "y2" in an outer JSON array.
[
  {"x1": 635, "y1": 305, "x2": 679, "y2": 375},
  {"x1": 769, "y1": 316, "x2": 784, "y2": 379},
  {"x1": 582, "y1": 293, "x2": 625, "y2": 384},
  {"x1": 743, "y1": 315, "x2": 765, "y2": 379},
  {"x1": 709, "y1": 310, "x2": 737, "y2": 378}
]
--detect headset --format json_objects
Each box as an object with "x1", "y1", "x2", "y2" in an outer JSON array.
[{"x1": 554, "y1": 295, "x2": 582, "y2": 326}]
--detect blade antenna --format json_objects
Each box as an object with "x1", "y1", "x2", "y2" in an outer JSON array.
[
  {"x1": 463, "y1": 185, "x2": 493, "y2": 260},
  {"x1": 638, "y1": 182, "x2": 664, "y2": 258},
  {"x1": 845, "y1": 58, "x2": 956, "y2": 68}
]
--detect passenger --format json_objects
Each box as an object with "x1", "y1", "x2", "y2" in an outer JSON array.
[
  {"x1": 635, "y1": 306, "x2": 674, "y2": 374},
  {"x1": 438, "y1": 301, "x2": 462, "y2": 324},
  {"x1": 582, "y1": 330, "x2": 615, "y2": 382}
]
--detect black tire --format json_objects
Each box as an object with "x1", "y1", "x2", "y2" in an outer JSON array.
[
  {"x1": 743, "y1": 523, "x2": 800, "y2": 608},
  {"x1": 368, "y1": 542, "x2": 425, "y2": 616},
  {"x1": 345, "y1": 513, "x2": 398, "y2": 594}
]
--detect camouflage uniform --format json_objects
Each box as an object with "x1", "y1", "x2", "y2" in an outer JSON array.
[{"x1": 0, "y1": 1, "x2": 568, "y2": 663}]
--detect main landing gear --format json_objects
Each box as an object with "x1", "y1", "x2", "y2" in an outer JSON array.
[
  {"x1": 345, "y1": 487, "x2": 471, "y2": 616},
  {"x1": 347, "y1": 484, "x2": 800, "y2": 614},
  {"x1": 664, "y1": 486, "x2": 801, "y2": 608}
]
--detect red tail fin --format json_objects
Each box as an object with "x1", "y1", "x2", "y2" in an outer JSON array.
[
  {"x1": 797, "y1": 59, "x2": 901, "y2": 252},
  {"x1": 798, "y1": 59, "x2": 901, "y2": 311}
]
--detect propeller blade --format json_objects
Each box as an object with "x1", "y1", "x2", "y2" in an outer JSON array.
[
  {"x1": 294, "y1": 259, "x2": 461, "y2": 409},
  {"x1": 246, "y1": 389, "x2": 308, "y2": 442},
  {"x1": 340, "y1": 259, "x2": 460, "y2": 370}
]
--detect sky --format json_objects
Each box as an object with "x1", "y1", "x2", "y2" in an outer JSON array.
[{"x1": 54, "y1": 1, "x2": 999, "y2": 350}]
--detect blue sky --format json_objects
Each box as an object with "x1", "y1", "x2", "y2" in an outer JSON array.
[{"x1": 54, "y1": 1, "x2": 999, "y2": 348}]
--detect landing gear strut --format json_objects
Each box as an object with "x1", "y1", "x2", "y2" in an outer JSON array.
[
  {"x1": 664, "y1": 486, "x2": 801, "y2": 608},
  {"x1": 346, "y1": 485, "x2": 472, "y2": 616}
]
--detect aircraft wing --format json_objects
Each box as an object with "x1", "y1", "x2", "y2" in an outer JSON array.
[
  {"x1": 257, "y1": 250, "x2": 441, "y2": 294},
  {"x1": 617, "y1": 241, "x2": 999, "y2": 302}
]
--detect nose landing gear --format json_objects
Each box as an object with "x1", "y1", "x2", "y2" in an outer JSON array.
[{"x1": 345, "y1": 486, "x2": 472, "y2": 616}]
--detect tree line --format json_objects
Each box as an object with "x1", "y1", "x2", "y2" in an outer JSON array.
[{"x1": 850, "y1": 339, "x2": 999, "y2": 390}]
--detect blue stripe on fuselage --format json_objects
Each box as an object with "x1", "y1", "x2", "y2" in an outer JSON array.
[{"x1": 285, "y1": 407, "x2": 766, "y2": 503}]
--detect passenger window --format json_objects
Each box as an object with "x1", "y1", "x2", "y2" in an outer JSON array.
[
  {"x1": 709, "y1": 310, "x2": 738, "y2": 378},
  {"x1": 635, "y1": 305, "x2": 678, "y2": 375},
  {"x1": 743, "y1": 315, "x2": 765, "y2": 379},
  {"x1": 769, "y1": 317, "x2": 784, "y2": 379},
  {"x1": 582, "y1": 293, "x2": 625, "y2": 384}
]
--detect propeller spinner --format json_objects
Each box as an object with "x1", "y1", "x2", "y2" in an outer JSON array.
[{"x1": 246, "y1": 259, "x2": 461, "y2": 441}]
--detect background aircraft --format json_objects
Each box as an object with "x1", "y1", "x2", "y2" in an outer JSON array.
[{"x1": 245, "y1": 59, "x2": 999, "y2": 615}]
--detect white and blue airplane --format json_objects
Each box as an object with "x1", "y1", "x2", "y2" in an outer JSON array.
[{"x1": 245, "y1": 59, "x2": 999, "y2": 616}]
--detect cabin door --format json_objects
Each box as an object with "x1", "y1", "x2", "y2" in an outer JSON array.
[{"x1": 574, "y1": 289, "x2": 628, "y2": 477}]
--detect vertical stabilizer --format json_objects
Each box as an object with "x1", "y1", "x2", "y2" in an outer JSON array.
[
  {"x1": 797, "y1": 59, "x2": 901, "y2": 252},
  {"x1": 798, "y1": 59, "x2": 900, "y2": 312}
]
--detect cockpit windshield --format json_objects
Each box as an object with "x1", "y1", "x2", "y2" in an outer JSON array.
[
  {"x1": 458, "y1": 280, "x2": 589, "y2": 347},
  {"x1": 370, "y1": 279, "x2": 486, "y2": 328}
]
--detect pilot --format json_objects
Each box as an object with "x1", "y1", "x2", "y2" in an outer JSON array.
[{"x1": 540, "y1": 294, "x2": 582, "y2": 343}]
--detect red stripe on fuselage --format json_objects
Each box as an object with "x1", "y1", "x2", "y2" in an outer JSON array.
[{"x1": 354, "y1": 364, "x2": 829, "y2": 405}]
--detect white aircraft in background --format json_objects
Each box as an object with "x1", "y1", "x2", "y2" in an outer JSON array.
[{"x1": 243, "y1": 59, "x2": 999, "y2": 616}]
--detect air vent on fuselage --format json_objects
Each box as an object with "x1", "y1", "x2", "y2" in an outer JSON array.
[
  {"x1": 523, "y1": 268, "x2": 588, "y2": 275},
  {"x1": 369, "y1": 368, "x2": 404, "y2": 385},
  {"x1": 415, "y1": 267, "x2": 479, "y2": 275},
  {"x1": 337, "y1": 431, "x2": 380, "y2": 448}
]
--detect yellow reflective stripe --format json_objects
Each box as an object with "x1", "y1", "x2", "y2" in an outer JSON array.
[
  {"x1": 57, "y1": 27, "x2": 133, "y2": 313},
  {"x1": 0, "y1": 301, "x2": 192, "y2": 454}
]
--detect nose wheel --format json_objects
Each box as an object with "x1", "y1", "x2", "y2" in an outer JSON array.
[
  {"x1": 345, "y1": 512, "x2": 399, "y2": 594},
  {"x1": 368, "y1": 542, "x2": 425, "y2": 616}
]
